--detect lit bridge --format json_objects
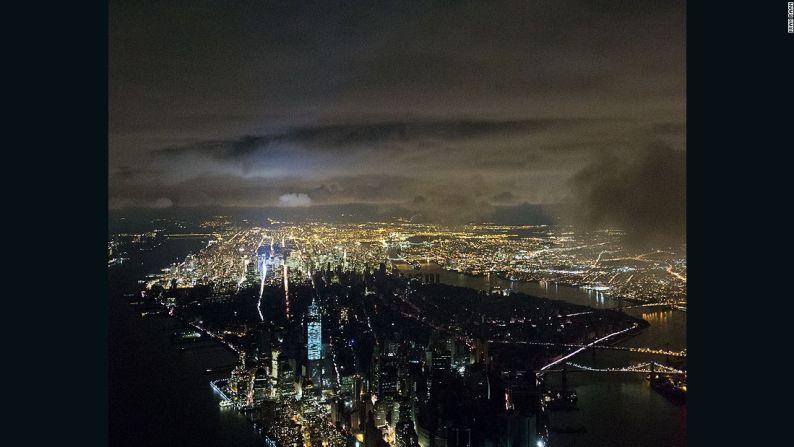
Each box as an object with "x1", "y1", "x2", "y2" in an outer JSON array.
[
  {"x1": 536, "y1": 324, "x2": 687, "y2": 372},
  {"x1": 543, "y1": 361, "x2": 686, "y2": 375},
  {"x1": 517, "y1": 341, "x2": 687, "y2": 358},
  {"x1": 618, "y1": 302, "x2": 687, "y2": 312}
]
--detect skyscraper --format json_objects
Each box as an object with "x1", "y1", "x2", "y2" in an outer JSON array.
[
  {"x1": 307, "y1": 300, "x2": 322, "y2": 389},
  {"x1": 283, "y1": 264, "x2": 290, "y2": 319},
  {"x1": 257, "y1": 245, "x2": 270, "y2": 274},
  {"x1": 307, "y1": 301, "x2": 322, "y2": 361},
  {"x1": 379, "y1": 357, "x2": 398, "y2": 398}
]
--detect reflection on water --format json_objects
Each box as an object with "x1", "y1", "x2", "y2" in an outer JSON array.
[
  {"x1": 397, "y1": 261, "x2": 686, "y2": 447},
  {"x1": 624, "y1": 308, "x2": 686, "y2": 351},
  {"x1": 400, "y1": 262, "x2": 618, "y2": 309},
  {"x1": 641, "y1": 310, "x2": 673, "y2": 322},
  {"x1": 398, "y1": 261, "x2": 687, "y2": 350},
  {"x1": 110, "y1": 239, "x2": 264, "y2": 447},
  {"x1": 547, "y1": 371, "x2": 687, "y2": 447}
]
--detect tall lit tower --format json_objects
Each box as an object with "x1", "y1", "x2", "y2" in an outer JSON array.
[
  {"x1": 256, "y1": 245, "x2": 270, "y2": 274},
  {"x1": 240, "y1": 257, "x2": 248, "y2": 284},
  {"x1": 283, "y1": 264, "x2": 290, "y2": 319},
  {"x1": 307, "y1": 301, "x2": 321, "y2": 361},
  {"x1": 307, "y1": 300, "x2": 322, "y2": 389}
]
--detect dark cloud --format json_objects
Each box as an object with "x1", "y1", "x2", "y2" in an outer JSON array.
[
  {"x1": 491, "y1": 191, "x2": 516, "y2": 203},
  {"x1": 567, "y1": 143, "x2": 686, "y2": 247},
  {"x1": 110, "y1": 0, "x2": 686, "y2": 227},
  {"x1": 404, "y1": 193, "x2": 496, "y2": 224},
  {"x1": 155, "y1": 119, "x2": 587, "y2": 160},
  {"x1": 114, "y1": 165, "x2": 141, "y2": 180},
  {"x1": 153, "y1": 197, "x2": 174, "y2": 209},
  {"x1": 111, "y1": 174, "x2": 423, "y2": 209}
]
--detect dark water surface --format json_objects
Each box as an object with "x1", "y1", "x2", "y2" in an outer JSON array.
[
  {"x1": 401, "y1": 262, "x2": 687, "y2": 447},
  {"x1": 109, "y1": 239, "x2": 263, "y2": 447}
]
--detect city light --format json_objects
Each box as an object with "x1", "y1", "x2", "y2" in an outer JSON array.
[{"x1": 113, "y1": 218, "x2": 686, "y2": 447}]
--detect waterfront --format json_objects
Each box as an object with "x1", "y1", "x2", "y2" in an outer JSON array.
[
  {"x1": 399, "y1": 262, "x2": 686, "y2": 447},
  {"x1": 111, "y1": 242, "x2": 685, "y2": 447},
  {"x1": 109, "y1": 238, "x2": 264, "y2": 447},
  {"x1": 398, "y1": 261, "x2": 686, "y2": 349}
]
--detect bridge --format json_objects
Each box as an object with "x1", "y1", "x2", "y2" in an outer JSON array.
[
  {"x1": 617, "y1": 302, "x2": 687, "y2": 312},
  {"x1": 538, "y1": 361, "x2": 686, "y2": 405},
  {"x1": 537, "y1": 323, "x2": 688, "y2": 372},
  {"x1": 516, "y1": 341, "x2": 686, "y2": 358},
  {"x1": 542, "y1": 361, "x2": 686, "y2": 375},
  {"x1": 560, "y1": 301, "x2": 686, "y2": 314},
  {"x1": 539, "y1": 324, "x2": 638, "y2": 371}
]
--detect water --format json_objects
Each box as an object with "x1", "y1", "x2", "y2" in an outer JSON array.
[
  {"x1": 109, "y1": 239, "x2": 264, "y2": 447},
  {"x1": 110, "y1": 248, "x2": 685, "y2": 447},
  {"x1": 408, "y1": 265, "x2": 616, "y2": 309},
  {"x1": 400, "y1": 262, "x2": 687, "y2": 447}
]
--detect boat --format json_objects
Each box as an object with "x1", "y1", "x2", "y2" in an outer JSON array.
[
  {"x1": 647, "y1": 374, "x2": 686, "y2": 404},
  {"x1": 172, "y1": 330, "x2": 202, "y2": 340}
]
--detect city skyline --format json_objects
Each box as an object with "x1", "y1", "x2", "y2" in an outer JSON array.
[
  {"x1": 109, "y1": 2, "x2": 687, "y2": 446},
  {"x1": 109, "y1": 215, "x2": 686, "y2": 447}
]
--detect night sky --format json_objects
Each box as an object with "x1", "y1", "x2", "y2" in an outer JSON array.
[{"x1": 110, "y1": 0, "x2": 685, "y2": 242}]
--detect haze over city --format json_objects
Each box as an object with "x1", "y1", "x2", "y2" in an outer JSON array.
[
  {"x1": 109, "y1": 2, "x2": 687, "y2": 447},
  {"x1": 110, "y1": 0, "x2": 685, "y2": 245}
]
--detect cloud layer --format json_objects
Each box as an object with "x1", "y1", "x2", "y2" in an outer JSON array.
[
  {"x1": 567, "y1": 144, "x2": 686, "y2": 247},
  {"x1": 279, "y1": 193, "x2": 312, "y2": 207},
  {"x1": 110, "y1": 0, "x2": 686, "y2": 235}
]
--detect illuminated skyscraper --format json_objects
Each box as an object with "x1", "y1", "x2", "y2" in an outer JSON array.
[
  {"x1": 256, "y1": 245, "x2": 270, "y2": 274},
  {"x1": 307, "y1": 300, "x2": 323, "y2": 390},
  {"x1": 283, "y1": 264, "x2": 290, "y2": 319},
  {"x1": 307, "y1": 301, "x2": 322, "y2": 361}
]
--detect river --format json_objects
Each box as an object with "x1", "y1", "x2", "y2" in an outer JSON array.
[
  {"x1": 110, "y1": 243, "x2": 685, "y2": 447},
  {"x1": 398, "y1": 262, "x2": 687, "y2": 447},
  {"x1": 109, "y1": 238, "x2": 264, "y2": 447}
]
